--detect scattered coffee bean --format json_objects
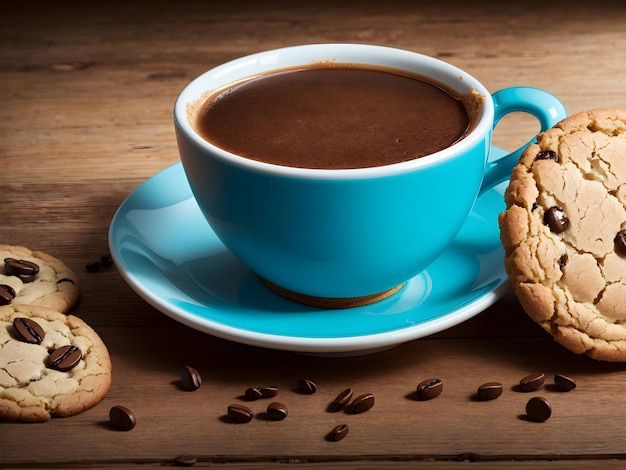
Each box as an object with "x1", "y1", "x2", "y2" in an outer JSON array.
[
  {"x1": 85, "y1": 260, "x2": 101, "y2": 273},
  {"x1": 416, "y1": 378, "x2": 443, "y2": 400},
  {"x1": 526, "y1": 396, "x2": 552, "y2": 422},
  {"x1": 174, "y1": 454, "x2": 197, "y2": 467},
  {"x1": 56, "y1": 278, "x2": 75, "y2": 285},
  {"x1": 296, "y1": 378, "x2": 317, "y2": 394},
  {"x1": 48, "y1": 345, "x2": 82, "y2": 372},
  {"x1": 259, "y1": 386, "x2": 278, "y2": 398},
  {"x1": 13, "y1": 317, "x2": 45, "y2": 344},
  {"x1": 615, "y1": 230, "x2": 626, "y2": 256},
  {"x1": 180, "y1": 365, "x2": 202, "y2": 391},
  {"x1": 109, "y1": 405, "x2": 137, "y2": 431},
  {"x1": 329, "y1": 388, "x2": 353, "y2": 412},
  {"x1": 544, "y1": 207, "x2": 569, "y2": 233},
  {"x1": 327, "y1": 424, "x2": 349, "y2": 442},
  {"x1": 4, "y1": 258, "x2": 39, "y2": 283},
  {"x1": 227, "y1": 404, "x2": 253, "y2": 423},
  {"x1": 100, "y1": 254, "x2": 114, "y2": 268},
  {"x1": 0, "y1": 284, "x2": 16, "y2": 306},
  {"x1": 535, "y1": 150, "x2": 559, "y2": 162},
  {"x1": 519, "y1": 372, "x2": 545, "y2": 392},
  {"x1": 267, "y1": 402, "x2": 288, "y2": 421},
  {"x1": 554, "y1": 373, "x2": 577, "y2": 391},
  {"x1": 477, "y1": 382, "x2": 503, "y2": 401},
  {"x1": 350, "y1": 393, "x2": 375, "y2": 414},
  {"x1": 245, "y1": 387, "x2": 263, "y2": 401}
]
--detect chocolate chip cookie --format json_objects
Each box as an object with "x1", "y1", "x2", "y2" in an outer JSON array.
[
  {"x1": 499, "y1": 108, "x2": 626, "y2": 361},
  {"x1": 0, "y1": 304, "x2": 112, "y2": 421},
  {"x1": 0, "y1": 244, "x2": 80, "y2": 313}
]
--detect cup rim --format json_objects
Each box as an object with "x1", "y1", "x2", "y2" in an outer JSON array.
[{"x1": 174, "y1": 43, "x2": 494, "y2": 180}]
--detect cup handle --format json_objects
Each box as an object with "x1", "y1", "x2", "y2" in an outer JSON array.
[{"x1": 480, "y1": 87, "x2": 567, "y2": 194}]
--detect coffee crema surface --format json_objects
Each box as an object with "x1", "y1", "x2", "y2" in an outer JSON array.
[{"x1": 194, "y1": 65, "x2": 470, "y2": 169}]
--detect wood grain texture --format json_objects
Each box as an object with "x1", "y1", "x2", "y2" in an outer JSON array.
[{"x1": 2, "y1": 0, "x2": 626, "y2": 467}]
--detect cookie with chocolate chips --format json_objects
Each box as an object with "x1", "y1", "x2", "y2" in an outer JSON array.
[
  {"x1": 0, "y1": 304, "x2": 112, "y2": 421},
  {"x1": 499, "y1": 108, "x2": 626, "y2": 361},
  {"x1": 0, "y1": 245, "x2": 80, "y2": 313}
]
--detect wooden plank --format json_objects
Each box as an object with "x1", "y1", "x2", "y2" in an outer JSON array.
[{"x1": 2, "y1": 0, "x2": 626, "y2": 467}]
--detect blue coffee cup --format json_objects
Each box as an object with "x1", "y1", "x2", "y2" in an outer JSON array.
[{"x1": 174, "y1": 44, "x2": 566, "y2": 305}]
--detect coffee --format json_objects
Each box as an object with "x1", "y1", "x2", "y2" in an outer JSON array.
[{"x1": 194, "y1": 65, "x2": 470, "y2": 169}]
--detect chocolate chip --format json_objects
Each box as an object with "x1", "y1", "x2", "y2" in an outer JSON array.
[
  {"x1": 350, "y1": 393, "x2": 375, "y2": 414},
  {"x1": 227, "y1": 404, "x2": 253, "y2": 423},
  {"x1": 13, "y1": 317, "x2": 45, "y2": 344},
  {"x1": 526, "y1": 396, "x2": 552, "y2": 422},
  {"x1": 477, "y1": 382, "x2": 503, "y2": 401},
  {"x1": 329, "y1": 388, "x2": 353, "y2": 412},
  {"x1": 85, "y1": 260, "x2": 101, "y2": 273},
  {"x1": 244, "y1": 387, "x2": 263, "y2": 401},
  {"x1": 0, "y1": 284, "x2": 16, "y2": 306},
  {"x1": 519, "y1": 372, "x2": 545, "y2": 392},
  {"x1": 554, "y1": 373, "x2": 577, "y2": 391},
  {"x1": 48, "y1": 345, "x2": 82, "y2": 372},
  {"x1": 327, "y1": 424, "x2": 349, "y2": 442},
  {"x1": 109, "y1": 405, "x2": 137, "y2": 431},
  {"x1": 174, "y1": 454, "x2": 197, "y2": 467},
  {"x1": 416, "y1": 378, "x2": 443, "y2": 400},
  {"x1": 180, "y1": 365, "x2": 202, "y2": 391},
  {"x1": 535, "y1": 150, "x2": 559, "y2": 162},
  {"x1": 559, "y1": 254, "x2": 569, "y2": 268},
  {"x1": 4, "y1": 258, "x2": 39, "y2": 283},
  {"x1": 544, "y1": 207, "x2": 569, "y2": 233},
  {"x1": 259, "y1": 386, "x2": 278, "y2": 398},
  {"x1": 615, "y1": 230, "x2": 626, "y2": 256},
  {"x1": 4, "y1": 257, "x2": 39, "y2": 275},
  {"x1": 266, "y1": 402, "x2": 288, "y2": 421},
  {"x1": 296, "y1": 378, "x2": 317, "y2": 394}
]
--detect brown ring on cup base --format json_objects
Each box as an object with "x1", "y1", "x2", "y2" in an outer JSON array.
[{"x1": 260, "y1": 278, "x2": 406, "y2": 309}]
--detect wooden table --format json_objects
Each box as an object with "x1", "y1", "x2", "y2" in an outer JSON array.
[{"x1": 2, "y1": 1, "x2": 626, "y2": 468}]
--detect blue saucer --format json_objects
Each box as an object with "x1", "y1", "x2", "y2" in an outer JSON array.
[{"x1": 108, "y1": 154, "x2": 510, "y2": 354}]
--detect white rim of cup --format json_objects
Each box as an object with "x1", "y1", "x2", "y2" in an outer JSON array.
[{"x1": 174, "y1": 43, "x2": 494, "y2": 180}]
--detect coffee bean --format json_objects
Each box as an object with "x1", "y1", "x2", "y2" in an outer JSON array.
[
  {"x1": 174, "y1": 454, "x2": 197, "y2": 467},
  {"x1": 296, "y1": 378, "x2": 317, "y2": 394},
  {"x1": 245, "y1": 387, "x2": 263, "y2": 401},
  {"x1": 554, "y1": 373, "x2": 577, "y2": 391},
  {"x1": 0, "y1": 284, "x2": 16, "y2": 306},
  {"x1": 13, "y1": 317, "x2": 45, "y2": 344},
  {"x1": 329, "y1": 388, "x2": 353, "y2": 412},
  {"x1": 416, "y1": 378, "x2": 443, "y2": 400},
  {"x1": 259, "y1": 386, "x2": 278, "y2": 398},
  {"x1": 100, "y1": 254, "x2": 114, "y2": 268},
  {"x1": 350, "y1": 393, "x2": 375, "y2": 413},
  {"x1": 327, "y1": 424, "x2": 349, "y2": 442},
  {"x1": 615, "y1": 230, "x2": 626, "y2": 256},
  {"x1": 227, "y1": 404, "x2": 253, "y2": 423},
  {"x1": 4, "y1": 258, "x2": 40, "y2": 279},
  {"x1": 109, "y1": 405, "x2": 137, "y2": 431},
  {"x1": 266, "y1": 402, "x2": 288, "y2": 421},
  {"x1": 526, "y1": 396, "x2": 552, "y2": 422},
  {"x1": 48, "y1": 345, "x2": 82, "y2": 372},
  {"x1": 519, "y1": 372, "x2": 545, "y2": 392},
  {"x1": 85, "y1": 260, "x2": 101, "y2": 273},
  {"x1": 180, "y1": 365, "x2": 202, "y2": 391},
  {"x1": 477, "y1": 382, "x2": 503, "y2": 401},
  {"x1": 544, "y1": 207, "x2": 569, "y2": 233},
  {"x1": 535, "y1": 150, "x2": 559, "y2": 162}
]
